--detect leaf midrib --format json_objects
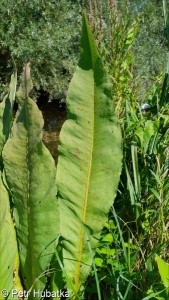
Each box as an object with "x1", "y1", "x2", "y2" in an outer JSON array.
[
  {"x1": 23, "y1": 69, "x2": 34, "y2": 285},
  {"x1": 74, "y1": 72, "x2": 95, "y2": 291}
]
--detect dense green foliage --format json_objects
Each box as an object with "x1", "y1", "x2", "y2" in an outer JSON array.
[
  {"x1": 0, "y1": 14, "x2": 122, "y2": 299},
  {"x1": 86, "y1": 0, "x2": 168, "y2": 102},
  {"x1": 130, "y1": 0, "x2": 169, "y2": 99},
  {"x1": 81, "y1": 1, "x2": 169, "y2": 299},
  {"x1": 0, "y1": 0, "x2": 82, "y2": 100},
  {"x1": 0, "y1": 0, "x2": 168, "y2": 103},
  {"x1": 85, "y1": 74, "x2": 169, "y2": 300},
  {"x1": 0, "y1": 2, "x2": 169, "y2": 300}
]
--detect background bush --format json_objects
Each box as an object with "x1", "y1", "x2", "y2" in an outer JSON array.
[
  {"x1": 0, "y1": 0, "x2": 82, "y2": 101},
  {"x1": 0, "y1": 0, "x2": 168, "y2": 103}
]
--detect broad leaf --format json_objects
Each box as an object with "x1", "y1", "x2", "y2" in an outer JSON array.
[
  {"x1": 56, "y1": 12, "x2": 122, "y2": 294},
  {"x1": 2, "y1": 64, "x2": 59, "y2": 296},
  {"x1": 0, "y1": 71, "x2": 17, "y2": 162},
  {"x1": 156, "y1": 254, "x2": 169, "y2": 294},
  {"x1": 0, "y1": 171, "x2": 18, "y2": 299}
]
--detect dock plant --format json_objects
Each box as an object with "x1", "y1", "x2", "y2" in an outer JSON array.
[
  {"x1": 0, "y1": 11, "x2": 122, "y2": 299},
  {"x1": 0, "y1": 5, "x2": 169, "y2": 300}
]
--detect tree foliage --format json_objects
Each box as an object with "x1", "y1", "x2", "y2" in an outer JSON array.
[
  {"x1": 129, "y1": 0, "x2": 169, "y2": 99},
  {"x1": 0, "y1": 0, "x2": 82, "y2": 101},
  {"x1": 0, "y1": 0, "x2": 168, "y2": 103}
]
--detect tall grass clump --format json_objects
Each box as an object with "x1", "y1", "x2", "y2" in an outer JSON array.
[{"x1": 86, "y1": 0, "x2": 139, "y2": 117}]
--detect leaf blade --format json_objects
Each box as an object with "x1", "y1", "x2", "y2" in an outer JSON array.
[
  {"x1": 0, "y1": 71, "x2": 17, "y2": 160},
  {"x1": 156, "y1": 254, "x2": 169, "y2": 293},
  {"x1": 2, "y1": 64, "x2": 59, "y2": 294},
  {"x1": 56, "y1": 12, "x2": 122, "y2": 293},
  {"x1": 0, "y1": 171, "x2": 18, "y2": 297}
]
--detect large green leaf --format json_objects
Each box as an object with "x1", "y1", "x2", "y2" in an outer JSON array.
[
  {"x1": 2, "y1": 64, "x2": 59, "y2": 296},
  {"x1": 56, "y1": 12, "x2": 122, "y2": 294},
  {"x1": 156, "y1": 254, "x2": 169, "y2": 294},
  {"x1": 0, "y1": 71, "x2": 17, "y2": 162},
  {"x1": 0, "y1": 171, "x2": 18, "y2": 299}
]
